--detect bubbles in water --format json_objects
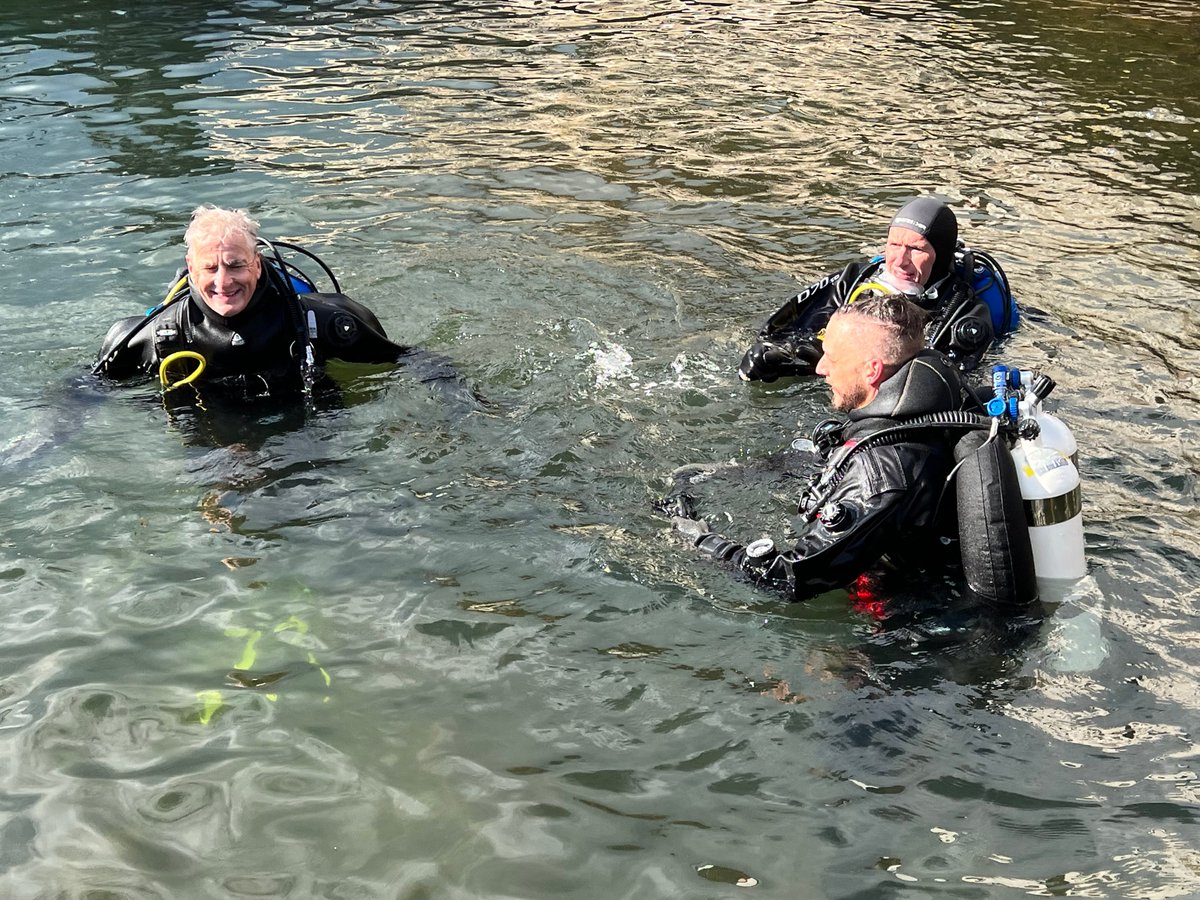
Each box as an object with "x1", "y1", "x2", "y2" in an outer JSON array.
[{"x1": 586, "y1": 340, "x2": 634, "y2": 387}]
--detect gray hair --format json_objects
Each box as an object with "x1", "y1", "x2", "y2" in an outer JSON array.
[{"x1": 184, "y1": 204, "x2": 260, "y2": 254}]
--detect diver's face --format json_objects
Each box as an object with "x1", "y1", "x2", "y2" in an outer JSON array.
[
  {"x1": 187, "y1": 235, "x2": 261, "y2": 318},
  {"x1": 883, "y1": 226, "x2": 936, "y2": 291},
  {"x1": 815, "y1": 314, "x2": 874, "y2": 411}
]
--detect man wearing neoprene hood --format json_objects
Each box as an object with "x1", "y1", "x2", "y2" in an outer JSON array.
[
  {"x1": 738, "y1": 196, "x2": 1016, "y2": 382},
  {"x1": 95, "y1": 205, "x2": 462, "y2": 401}
]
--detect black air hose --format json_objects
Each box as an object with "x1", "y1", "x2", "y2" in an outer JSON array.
[{"x1": 800, "y1": 412, "x2": 996, "y2": 521}]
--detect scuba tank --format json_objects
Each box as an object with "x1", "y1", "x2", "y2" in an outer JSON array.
[
  {"x1": 791, "y1": 360, "x2": 1082, "y2": 607},
  {"x1": 990, "y1": 365, "x2": 1086, "y2": 580}
]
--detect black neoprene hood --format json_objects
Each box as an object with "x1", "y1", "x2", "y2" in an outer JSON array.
[{"x1": 890, "y1": 196, "x2": 958, "y2": 283}]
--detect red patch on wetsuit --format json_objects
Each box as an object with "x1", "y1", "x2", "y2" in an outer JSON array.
[{"x1": 848, "y1": 573, "x2": 887, "y2": 620}]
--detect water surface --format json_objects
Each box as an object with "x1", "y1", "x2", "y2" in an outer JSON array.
[{"x1": 2, "y1": 0, "x2": 1199, "y2": 896}]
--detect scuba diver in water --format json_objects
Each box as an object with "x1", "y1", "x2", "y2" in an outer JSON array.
[
  {"x1": 738, "y1": 196, "x2": 1018, "y2": 382},
  {"x1": 665, "y1": 293, "x2": 979, "y2": 603},
  {"x1": 94, "y1": 204, "x2": 467, "y2": 405}
]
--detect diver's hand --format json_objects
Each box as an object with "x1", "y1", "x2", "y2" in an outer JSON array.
[
  {"x1": 671, "y1": 516, "x2": 710, "y2": 543},
  {"x1": 738, "y1": 338, "x2": 821, "y2": 381},
  {"x1": 738, "y1": 340, "x2": 786, "y2": 382}
]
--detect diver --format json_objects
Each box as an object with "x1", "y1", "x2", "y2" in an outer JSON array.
[
  {"x1": 664, "y1": 293, "x2": 977, "y2": 603},
  {"x1": 94, "y1": 204, "x2": 468, "y2": 405},
  {"x1": 738, "y1": 196, "x2": 1018, "y2": 381}
]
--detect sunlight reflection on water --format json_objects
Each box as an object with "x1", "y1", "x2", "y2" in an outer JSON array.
[{"x1": 1, "y1": 0, "x2": 1198, "y2": 896}]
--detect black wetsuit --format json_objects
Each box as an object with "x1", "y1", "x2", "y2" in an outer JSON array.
[
  {"x1": 96, "y1": 269, "x2": 455, "y2": 399},
  {"x1": 680, "y1": 350, "x2": 971, "y2": 602},
  {"x1": 737, "y1": 259, "x2": 996, "y2": 382}
]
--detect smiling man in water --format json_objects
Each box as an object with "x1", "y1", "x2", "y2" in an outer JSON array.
[
  {"x1": 185, "y1": 211, "x2": 263, "y2": 318},
  {"x1": 738, "y1": 196, "x2": 1011, "y2": 381},
  {"x1": 95, "y1": 205, "x2": 459, "y2": 402}
]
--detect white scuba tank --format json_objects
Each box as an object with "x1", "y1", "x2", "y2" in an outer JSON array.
[
  {"x1": 1011, "y1": 372, "x2": 1086, "y2": 580},
  {"x1": 1023, "y1": 373, "x2": 1078, "y2": 471}
]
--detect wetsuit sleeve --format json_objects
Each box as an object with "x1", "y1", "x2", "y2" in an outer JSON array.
[
  {"x1": 304, "y1": 293, "x2": 483, "y2": 414},
  {"x1": 304, "y1": 293, "x2": 411, "y2": 365},
  {"x1": 95, "y1": 315, "x2": 155, "y2": 379},
  {"x1": 690, "y1": 445, "x2": 916, "y2": 601},
  {"x1": 738, "y1": 264, "x2": 859, "y2": 382}
]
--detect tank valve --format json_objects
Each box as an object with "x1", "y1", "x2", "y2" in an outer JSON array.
[
  {"x1": 1017, "y1": 418, "x2": 1042, "y2": 441},
  {"x1": 1031, "y1": 373, "x2": 1055, "y2": 401}
]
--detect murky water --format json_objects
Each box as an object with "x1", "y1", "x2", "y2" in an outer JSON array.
[{"x1": 2, "y1": 0, "x2": 1199, "y2": 896}]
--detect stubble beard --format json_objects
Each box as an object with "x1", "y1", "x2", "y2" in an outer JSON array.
[{"x1": 832, "y1": 383, "x2": 869, "y2": 412}]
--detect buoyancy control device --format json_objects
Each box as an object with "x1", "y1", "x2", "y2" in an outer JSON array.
[
  {"x1": 959, "y1": 244, "x2": 1018, "y2": 336},
  {"x1": 954, "y1": 423, "x2": 1038, "y2": 607}
]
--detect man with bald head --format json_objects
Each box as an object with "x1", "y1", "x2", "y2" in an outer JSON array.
[
  {"x1": 739, "y1": 196, "x2": 1014, "y2": 382},
  {"x1": 671, "y1": 293, "x2": 970, "y2": 602}
]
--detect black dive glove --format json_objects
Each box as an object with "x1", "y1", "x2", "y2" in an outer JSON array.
[
  {"x1": 673, "y1": 518, "x2": 797, "y2": 594},
  {"x1": 738, "y1": 337, "x2": 823, "y2": 382},
  {"x1": 696, "y1": 532, "x2": 793, "y2": 588}
]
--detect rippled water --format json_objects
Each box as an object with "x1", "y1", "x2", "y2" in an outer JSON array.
[{"x1": 2, "y1": 0, "x2": 1199, "y2": 896}]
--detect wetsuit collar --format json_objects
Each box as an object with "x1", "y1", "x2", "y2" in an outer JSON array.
[{"x1": 848, "y1": 350, "x2": 964, "y2": 427}]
